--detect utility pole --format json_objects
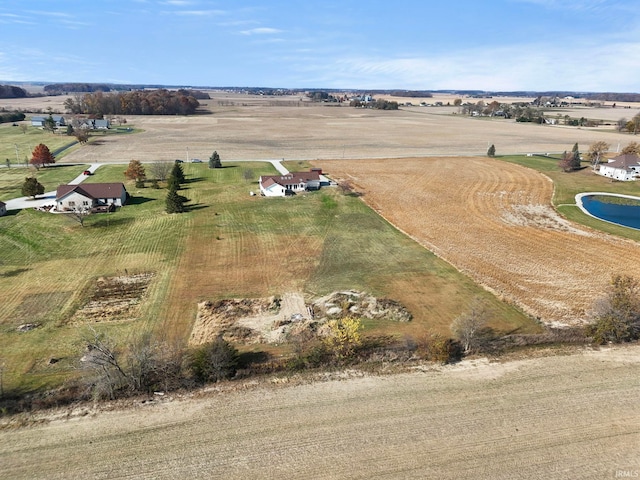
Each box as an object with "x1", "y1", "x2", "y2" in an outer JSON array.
[{"x1": 15, "y1": 144, "x2": 19, "y2": 164}]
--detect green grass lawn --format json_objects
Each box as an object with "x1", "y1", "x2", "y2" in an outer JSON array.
[
  {"x1": 0, "y1": 164, "x2": 89, "y2": 202},
  {"x1": 0, "y1": 161, "x2": 539, "y2": 395},
  {"x1": 0, "y1": 123, "x2": 80, "y2": 166},
  {"x1": 499, "y1": 154, "x2": 640, "y2": 241}
]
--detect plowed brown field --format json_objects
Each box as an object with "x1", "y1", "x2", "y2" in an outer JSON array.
[
  {"x1": 317, "y1": 157, "x2": 640, "y2": 325},
  {"x1": 2, "y1": 345, "x2": 638, "y2": 479}
]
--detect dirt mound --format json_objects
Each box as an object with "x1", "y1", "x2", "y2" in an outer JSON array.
[
  {"x1": 312, "y1": 290, "x2": 413, "y2": 322},
  {"x1": 190, "y1": 291, "x2": 411, "y2": 346}
]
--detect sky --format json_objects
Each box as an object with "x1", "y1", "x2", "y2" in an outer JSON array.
[{"x1": 1, "y1": 0, "x2": 639, "y2": 92}]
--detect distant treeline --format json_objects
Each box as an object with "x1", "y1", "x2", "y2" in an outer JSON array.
[
  {"x1": 586, "y1": 93, "x2": 640, "y2": 103},
  {"x1": 63, "y1": 89, "x2": 201, "y2": 116},
  {"x1": 44, "y1": 83, "x2": 116, "y2": 94},
  {"x1": 373, "y1": 90, "x2": 433, "y2": 98},
  {"x1": 0, "y1": 111, "x2": 26, "y2": 123},
  {"x1": 0, "y1": 85, "x2": 28, "y2": 98}
]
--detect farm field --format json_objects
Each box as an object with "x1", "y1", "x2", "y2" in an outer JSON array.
[
  {"x1": 4, "y1": 92, "x2": 639, "y2": 164},
  {"x1": 2, "y1": 91, "x2": 640, "y2": 478},
  {"x1": 0, "y1": 161, "x2": 536, "y2": 394},
  {"x1": 2, "y1": 344, "x2": 638, "y2": 479},
  {"x1": 318, "y1": 156, "x2": 640, "y2": 325}
]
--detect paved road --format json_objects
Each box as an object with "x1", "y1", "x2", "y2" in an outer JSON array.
[{"x1": 4, "y1": 163, "x2": 102, "y2": 211}]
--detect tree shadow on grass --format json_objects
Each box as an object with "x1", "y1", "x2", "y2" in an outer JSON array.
[
  {"x1": 126, "y1": 196, "x2": 154, "y2": 206},
  {"x1": 89, "y1": 216, "x2": 135, "y2": 228},
  {"x1": 0, "y1": 267, "x2": 30, "y2": 278},
  {"x1": 185, "y1": 203, "x2": 209, "y2": 212},
  {"x1": 2, "y1": 209, "x2": 21, "y2": 216},
  {"x1": 237, "y1": 350, "x2": 270, "y2": 369}
]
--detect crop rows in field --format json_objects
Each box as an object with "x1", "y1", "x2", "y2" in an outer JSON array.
[
  {"x1": 1, "y1": 345, "x2": 638, "y2": 479},
  {"x1": 319, "y1": 157, "x2": 640, "y2": 325}
]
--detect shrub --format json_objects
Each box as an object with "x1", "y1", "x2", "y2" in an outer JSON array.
[
  {"x1": 419, "y1": 332, "x2": 463, "y2": 364},
  {"x1": 586, "y1": 275, "x2": 640, "y2": 344},
  {"x1": 323, "y1": 316, "x2": 363, "y2": 359},
  {"x1": 189, "y1": 336, "x2": 239, "y2": 383}
]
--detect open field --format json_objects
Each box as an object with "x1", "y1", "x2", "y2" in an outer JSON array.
[
  {"x1": 318, "y1": 156, "x2": 640, "y2": 326},
  {"x1": 0, "y1": 161, "x2": 536, "y2": 394},
  {"x1": 1, "y1": 91, "x2": 639, "y2": 477},
  {"x1": 3, "y1": 92, "x2": 639, "y2": 164},
  {"x1": 2, "y1": 344, "x2": 638, "y2": 479}
]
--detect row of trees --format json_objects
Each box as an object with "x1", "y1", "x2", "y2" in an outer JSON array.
[
  {"x1": 0, "y1": 111, "x2": 25, "y2": 124},
  {"x1": 558, "y1": 140, "x2": 640, "y2": 173},
  {"x1": 81, "y1": 329, "x2": 239, "y2": 399},
  {"x1": 63, "y1": 89, "x2": 200, "y2": 116}
]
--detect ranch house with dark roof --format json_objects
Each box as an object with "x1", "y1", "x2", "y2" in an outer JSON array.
[
  {"x1": 56, "y1": 183, "x2": 127, "y2": 212},
  {"x1": 598, "y1": 153, "x2": 640, "y2": 181},
  {"x1": 259, "y1": 169, "x2": 325, "y2": 197}
]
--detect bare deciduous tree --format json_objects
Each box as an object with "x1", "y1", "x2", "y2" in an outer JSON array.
[
  {"x1": 451, "y1": 298, "x2": 490, "y2": 353},
  {"x1": 585, "y1": 141, "x2": 610, "y2": 168},
  {"x1": 65, "y1": 206, "x2": 91, "y2": 227},
  {"x1": 149, "y1": 161, "x2": 172, "y2": 182}
]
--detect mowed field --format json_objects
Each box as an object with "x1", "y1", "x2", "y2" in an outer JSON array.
[{"x1": 2, "y1": 345, "x2": 639, "y2": 479}]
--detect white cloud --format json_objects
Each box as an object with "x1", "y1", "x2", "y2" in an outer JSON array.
[
  {"x1": 172, "y1": 9, "x2": 226, "y2": 16},
  {"x1": 162, "y1": 0, "x2": 194, "y2": 5},
  {"x1": 308, "y1": 39, "x2": 640, "y2": 91},
  {"x1": 240, "y1": 27, "x2": 282, "y2": 35}
]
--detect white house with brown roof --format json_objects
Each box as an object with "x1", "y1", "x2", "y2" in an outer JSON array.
[
  {"x1": 259, "y1": 169, "x2": 323, "y2": 197},
  {"x1": 598, "y1": 154, "x2": 640, "y2": 181},
  {"x1": 56, "y1": 183, "x2": 127, "y2": 211},
  {"x1": 0, "y1": 200, "x2": 6, "y2": 217}
]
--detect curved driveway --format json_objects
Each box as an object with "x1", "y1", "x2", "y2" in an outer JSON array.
[{"x1": 4, "y1": 163, "x2": 102, "y2": 211}]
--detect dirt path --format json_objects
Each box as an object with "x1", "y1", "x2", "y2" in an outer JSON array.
[{"x1": 2, "y1": 345, "x2": 638, "y2": 479}]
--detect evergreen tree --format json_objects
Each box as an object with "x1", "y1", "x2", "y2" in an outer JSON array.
[
  {"x1": 171, "y1": 161, "x2": 185, "y2": 183},
  {"x1": 165, "y1": 189, "x2": 186, "y2": 213},
  {"x1": 571, "y1": 143, "x2": 581, "y2": 169},
  {"x1": 167, "y1": 174, "x2": 181, "y2": 192}
]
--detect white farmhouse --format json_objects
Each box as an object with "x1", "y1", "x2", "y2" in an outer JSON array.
[
  {"x1": 259, "y1": 169, "x2": 324, "y2": 197},
  {"x1": 598, "y1": 154, "x2": 640, "y2": 181}
]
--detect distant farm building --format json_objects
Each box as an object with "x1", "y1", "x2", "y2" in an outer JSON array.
[
  {"x1": 77, "y1": 118, "x2": 110, "y2": 130},
  {"x1": 31, "y1": 115, "x2": 66, "y2": 128},
  {"x1": 598, "y1": 154, "x2": 640, "y2": 181}
]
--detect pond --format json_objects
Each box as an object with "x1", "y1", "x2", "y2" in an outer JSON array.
[{"x1": 576, "y1": 193, "x2": 640, "y2": 230}]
